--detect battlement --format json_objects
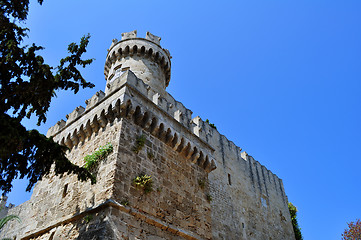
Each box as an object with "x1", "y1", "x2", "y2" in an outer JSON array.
[
  {"x1": 47, "y1": 56, "x2": 287, "y2": 203},
  {"x1": 47, "y1": 70, "x2": 217, "y2": 173},
  {"x1": 47, "y1": 32, "x2": 289, "y2": 194}
]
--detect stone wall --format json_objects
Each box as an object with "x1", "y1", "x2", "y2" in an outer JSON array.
[
  {"x1": 112, "y1": 118, "x2": 212, "y2": 239},
  {"x1": 1, "y1": 106, "x2": 213, "y2": 240},
  {"x1": 207, "y1": 132, "x2": 294, "y2": 239},
  {"x1": 0, "y1": 118, "x2": 122, "y2": 239}
]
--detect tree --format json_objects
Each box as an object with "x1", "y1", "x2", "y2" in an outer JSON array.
[
  {"x1": 288, "y1": 202, "x2": 303, "y2": 240},
  {"x1": 0, "y1": 0, "x2": 96, "y2": 194},
  {"x1": 342, "y1": 219, "x2": 361, "y2": 240}
]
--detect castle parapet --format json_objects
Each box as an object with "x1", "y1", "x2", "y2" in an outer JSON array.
[
  {"x1": 104, "y1": 30, "x2": 171, "y2": 94},
  {"x1": 47, "y1": 70, "x2": 216, "y2": 173}
]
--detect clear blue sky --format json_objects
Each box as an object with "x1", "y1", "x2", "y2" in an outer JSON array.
[{"x1": 8, "y1": 1, "x2": 361, "y2": 239}]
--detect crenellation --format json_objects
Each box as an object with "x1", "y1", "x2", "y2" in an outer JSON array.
[
  {"x1": 46, "y1": 119, "x2": 66, "y2": 138},
  {"x1": 66, "y1": 106, "x2": 85, "y2": 124},
  {"x1": 191, "y1": 116, "x2": 202, "y2": 138},
  {"x1": 278, "y1": 178, "x2": 288, "y2": 207},
  {"x1": 255, "y1": 161, "x2": 268, "y2": 196},
  {"x1": 105, "y1": 32, "x2": 171, "y2": 92},
  {"x1": 261, "y1": 165, "x2": 270, "y2": 196},
  {"x1": 243, "y1": 151, "x2": 256, "y2": 187},
  {"x1": 158, "y1": 96, "x2": 168, "y2": 112},
  {"x1": 145, "y1": 32, "x2": 161, "y2": 45},
  {"x1": 251, "y1": 157, "x2": 262, "y2": 193},
  {"x1": 121, "y1": 30, "x2": 137, "y2": 41},
  {"x1": 85, "y1": 90, "x2": 105, "y2": 110},
  {"x1": 272, "y1": 172, "x2": 281, "y2": 197}
]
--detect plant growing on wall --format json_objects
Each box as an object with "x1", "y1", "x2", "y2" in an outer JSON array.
[
  {"x1": 206, "y1": 193, "x2": 212, "y2": 202},
  {"x1": 198, "y1": 178, "x2": 206, "y2": 189},
  {"x1": 288, "y1": 202, "x2": 303, "y2": 240},
  {"x1": 83, "y1": 214, "x2": 93, "y2": 223},
  {"x1": 205, "y1": 119, "x2": 217, "y2": 130},
  {"x1": 120, "y1": 199, "x2": 129, "y2": 206},
  {"x1": 0, "y1": 213, "x2": 20, "y2": 240},
  {"x1": 147, "y1": 151, "x2": 154, "y2": 160},
  {"x1": 132, "y1": 135, "x2": 146, "y2": 153},
  {"x1": 133, "y1": 173, "x2": 153, "y2": 194},
  {"x1": 84, "y1": 143, "x2": 113, "y2": 171}
]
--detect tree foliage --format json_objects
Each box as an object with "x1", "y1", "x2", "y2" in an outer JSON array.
[
  {"x1": 342, "y1": 219, "x2": 361, "y2": 240},
  {"x1": 288, "y1": 202, "x2": 303, "y2": 240},
  {"x1": 0, "y1": 0, "x2": 96, "y2": 194}
]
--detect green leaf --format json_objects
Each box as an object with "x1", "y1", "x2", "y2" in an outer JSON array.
[{"x1": 0, "y1": 214, "x2": 20, "y2": 229}]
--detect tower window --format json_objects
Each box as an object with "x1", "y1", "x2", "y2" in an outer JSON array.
[{"x1": 228, "y1": 174, "x2": 232, "y2": 185}]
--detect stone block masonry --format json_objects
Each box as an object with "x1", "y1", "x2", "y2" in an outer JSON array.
[{"x1": 0, "y1": 31, "x2": 295, "y2": 240}]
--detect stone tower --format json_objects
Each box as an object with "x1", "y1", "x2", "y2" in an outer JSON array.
[{"x1": 0, "y1": 31, "x2": 296, "y2": 240}]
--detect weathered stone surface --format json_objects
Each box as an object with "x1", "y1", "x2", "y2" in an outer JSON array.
[
  {"x1": 146, "y1": 32, "x2": 161, "y2": 45},
  {"x1": 0, "y1": 31, "x2": 295, "y2": 240},
  {"x1": 121, "y1": 30, "x2": 137, "y2": 40}
]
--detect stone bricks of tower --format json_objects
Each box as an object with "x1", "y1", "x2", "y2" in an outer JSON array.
[{"x1": 0, "y1": 31, "x2": 295, "y2": 240}]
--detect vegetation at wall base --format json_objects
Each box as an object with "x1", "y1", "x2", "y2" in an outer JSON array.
[
  {"x1": 288, "y1": 202, "x2": 303, "y2": 240},
  {"x1": 342, "y1": 219, "x2": 361, "y2": 240},
  {"x1": 0, "y1": 0, "x2": 96, "y2": 194}
]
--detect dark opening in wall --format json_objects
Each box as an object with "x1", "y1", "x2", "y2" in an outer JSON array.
[
  {"x1": 62, "y1": 184, "x2": 68, "y2": 198},
  {"x1": 228, "y1": 174, "x2": 232, "y2": 185},
  {"x1": 49, "y1": 232, "x2": 55, "y2": 240},
  {"x1": 242, "y1": 222, "x2": 245, "y2": 228}
]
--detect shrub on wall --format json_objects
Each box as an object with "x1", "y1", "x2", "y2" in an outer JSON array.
[
  {"x1": 205, "y1": 119, "x2": 217, "y2": 130},
  {"x1": 84, "y1": 142, "x2": 113, "y2": 171},
  {"x1": 288, "y1": 202, "x2": 303, "y2": 240},
  {"x1": 133, "y1": 173, "x2": 153, "y2": 194},
  {"x1": 132, "y1": 135, "x2": 146, "y2": 154}
]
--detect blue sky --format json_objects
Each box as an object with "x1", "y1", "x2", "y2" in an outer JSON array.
[{"x1": 7, "y1": 1, "x2": 361, "y2": 239}]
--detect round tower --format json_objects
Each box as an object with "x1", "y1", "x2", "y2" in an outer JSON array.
[{"x1": 104, "y1": 30, "x2": 171, "y2": 93}]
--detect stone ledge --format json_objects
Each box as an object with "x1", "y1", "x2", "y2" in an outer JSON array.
[{"x1": 20, "y1": 199, "x2": 203, "y2": 240}]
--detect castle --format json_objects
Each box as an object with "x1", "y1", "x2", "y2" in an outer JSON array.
[{"x1": 0, "y1": 31, "x2": 295, "y2": 240}]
